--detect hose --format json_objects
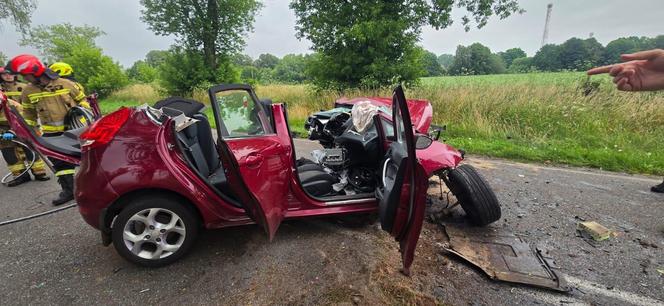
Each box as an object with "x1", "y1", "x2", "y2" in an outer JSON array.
[
  {"x1": 0, "y1": 203, "x2": 76, "y2": 227},
  {"x1": 1, "y1": 139, "x2": 37, "y2": 185},
  {"x1": 64, "y1": 106, "x2": 95, "y2": 130}
]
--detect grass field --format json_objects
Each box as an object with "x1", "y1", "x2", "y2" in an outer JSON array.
[{"x1": 100, "y1": 72, "x2": 664, "y2": 175}]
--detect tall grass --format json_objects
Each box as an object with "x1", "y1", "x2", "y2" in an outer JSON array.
[{"x1": 101, "y1": 73, "x2": 664, "y2": 175}]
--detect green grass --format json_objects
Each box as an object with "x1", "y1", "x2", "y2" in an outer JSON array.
[{"x1": 100, "y1": 73, "x2": 664, "y2": 175}]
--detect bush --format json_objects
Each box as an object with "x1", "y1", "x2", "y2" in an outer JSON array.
[
  {"x1": 64, "y1": 46, "x2": 128, "y2": 98},
  {"x1": 127, "y1": 60, "x2": 159, "y2": 83}
]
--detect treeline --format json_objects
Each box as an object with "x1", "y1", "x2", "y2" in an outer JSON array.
[{"x1": 441, "y1": 35, "x2": 664, "y2": 76}]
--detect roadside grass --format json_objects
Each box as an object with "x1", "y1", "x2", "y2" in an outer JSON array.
[{"x1": 100, "y1": 73, "x2": 664, "y2": 175}]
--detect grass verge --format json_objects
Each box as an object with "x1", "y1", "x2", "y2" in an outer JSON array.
[{"x1": 100, "y1": 74, "x2": 664, "y2": 175}]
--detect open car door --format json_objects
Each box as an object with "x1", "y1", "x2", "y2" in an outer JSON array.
[
  {"x1": 208, "y1": 84, "x2": 290, "y2": 240},
  {"x1": 376, "y1": 85, "x2": 428, "y2": 275}
]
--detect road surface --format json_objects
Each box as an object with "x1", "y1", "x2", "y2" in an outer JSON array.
[{"x1": 0, "y1": 138, "x2": 662, "y2": 305}]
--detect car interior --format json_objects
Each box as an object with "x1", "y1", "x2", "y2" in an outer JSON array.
[{"x1": 161, "y1": 92, "x2": 388, "y2": 204}]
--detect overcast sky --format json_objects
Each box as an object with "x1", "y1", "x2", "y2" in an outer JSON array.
[{"x1": 1, "y1": 0, "x2": 663, "y2": 67}]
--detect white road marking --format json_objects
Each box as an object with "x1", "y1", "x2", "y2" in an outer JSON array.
[
  {"x1": 465, "y1": 158, "x2": 661, "y2": 183},
  {"x1": 563, "y1": 274, "x2": 664, "y2": 306}
]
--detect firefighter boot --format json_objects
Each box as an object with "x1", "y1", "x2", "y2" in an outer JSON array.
[
  {"x1": 7, "y1": 172, "x2": 31, "y2": 187},
  {"x1": 651, "y1": 179, "x2": 664, "y2": 193},
  {"x1": 52, "y1": 174, "x2": 74, "y2": 206}
]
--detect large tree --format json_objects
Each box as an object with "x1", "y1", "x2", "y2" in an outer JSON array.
[
  {"x1": 421, "y1": 49, "x2": 445, "y2": 77},
  {"x1": 0, "y1": 0, "x2": 36, "y2": 33},
  {"x1": 19, "y1": 23, "x2": 104, "y2": 62},
  {"x1": 255, "y1": 53, "x2": 279, "y2": 69},
  {"x1": 533, "y1": 44, "x2": 561, "y2": 72},
  {"x1": 19, "y1": 23, "x2": 127, "y2": 97},
  {"x1": 449, "y1": 43, "x2": 505, "y2": 75},
  {"x1": 498, "y1": 47, "x2": 526, "y2": 68},
  {"x1": 290, "y1": 0, "x2": 521, "y2": 89},
  {"x1": 140, "y1": 0, "x2": 262, "y2": 71}
]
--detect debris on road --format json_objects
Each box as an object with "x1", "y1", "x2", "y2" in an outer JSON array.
[
  {"x1": 577, "y1": 221, "x2": 612, "y2": 241},
  {"x1": 440, "y1": 224, "x2": 569, "y2": 292}
]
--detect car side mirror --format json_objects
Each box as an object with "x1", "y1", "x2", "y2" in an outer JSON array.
[{"x1": 415, "y1": 134, "x2": 434, "y2": 149}]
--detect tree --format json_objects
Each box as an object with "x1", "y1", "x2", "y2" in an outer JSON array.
[
  {"x1": 254, "y1": 53, "x2": 279, "y2": 69},
  {"x1": 141, "y1": 0, "x2": 262, "y2": 72},
  {"x1": 449, "y1": 43, "x2": 505, "y2": 75},
  {"x1": 290, "y1": 0, "x2": 520, "y2": 89},
  {"x1": 158, "y1": 47, "x2": 239, "y2": 96},
  {"x1": 651, "y1": 35, "x2": 664, "y2": 49},
  {"x1": 437, "y1": 54, "x2": 454, "y2": 69},
  {"x1": 533, "y1": 44, "x2": 561, "y2": 71},
  {"x1": 508, "y1": 57, "x2": 535, "y2": 73},
  {"x1": 145, "y1": 50, "x2": 169, "y2": 67},
  {"x1": 20, "y1": 23, "x2": 105, "y2": 62},
  {"x1": 558, "y1": 37, "x2": 594, "y2": 70},
  {"x1": 64, "y1": 47, "x2": 128, "y2": 98},
  {"x1": 232, "y1": 53, "x2": 254, "y2": 67},
  {"x1": 273, "y1": 54, "x2": 308, "y2": 83},
  {"x1": 421, "y1": 49, "x2": 445, "y2": 76},
  {"x1": 0, "y1": 0, "x2": 36, "y2": 33},
  {"x1": 603, "y1": 36, "x2": 650, "y2": 64},
  {"x1": 127, "y1": 60, "x2": 159, "y2": 83},
  {"x1": 497, "y1": 48, "x2": 526, "y2": 68},
  {"x1": 0, "y1": 51, "x2": 7, "y2": 65},
  {"x1": 19, "y1": 22, "x2": 127, "y2": 97},
  {"x1": 584, "y1": 38, "x2": 604, "y2": 68}
]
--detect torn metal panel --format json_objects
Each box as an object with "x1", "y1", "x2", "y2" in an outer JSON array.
[{"x1": 442, "y1": 224, "x2": 570, "y2": 292}]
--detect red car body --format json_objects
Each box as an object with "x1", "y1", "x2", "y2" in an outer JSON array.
[{"x1": 0, "y1": 86, "x2": 464, "y2": 273}]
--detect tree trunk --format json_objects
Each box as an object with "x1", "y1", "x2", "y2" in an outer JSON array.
[{"x1": 204, "y1": 0, "x2": 220, "y2": 70}]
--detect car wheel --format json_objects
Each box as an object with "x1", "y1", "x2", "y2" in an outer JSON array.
[
  {"x1": 445, "y1": 164, "x2": 501, "y2": 226},
  {"x1": 111, "y1": 195, "x2": 200, "y2": 267}
]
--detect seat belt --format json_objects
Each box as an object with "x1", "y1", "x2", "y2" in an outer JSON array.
[{"x1": 176, "y1": 132, "x2": 210, "y2": 176}]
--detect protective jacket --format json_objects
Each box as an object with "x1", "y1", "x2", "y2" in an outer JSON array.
[
  {"x1": 0, "y1": 81, "x2": 26, "y2": 125},
  {"x1": 20, "y1": 78, "x2": 86, "y2": 133}
]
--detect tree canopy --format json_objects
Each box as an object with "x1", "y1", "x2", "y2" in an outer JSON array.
[
  {"x1": 0, "y1": 0, "x2": 36, "y2": 33},
  {"x1": 290, "y1": 0, "x2": 520, "y2": 89},
  {"x1": 19, "y1": 23, "x2": 105, "y2": 62},
  {"x1": 140, "y1": 0, "x2": 261, "y2": 71},
  {"x1": 449, "y1": 43, "x2": 505, "y2": 75},
  {"x1": 255, "y1": 53, "x2": 280, "y2": 69},
  {"x1": 498, "y1": 48, "x2": 526, "y2": 68}
]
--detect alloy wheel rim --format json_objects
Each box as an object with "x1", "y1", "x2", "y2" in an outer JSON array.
[{"x1": 122, "y1": 208, "x2": 186, "y2": 260}]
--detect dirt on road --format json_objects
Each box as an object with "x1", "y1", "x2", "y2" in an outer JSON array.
[{"x1": 0, "y1": 139, "x2": 662, "y2": 305}]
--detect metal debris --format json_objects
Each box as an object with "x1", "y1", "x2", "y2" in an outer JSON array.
[{"x1": 441, "y1": 224, "x2": 569, "y2": 292}]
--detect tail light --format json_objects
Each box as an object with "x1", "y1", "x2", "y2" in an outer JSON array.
[{"x1": 80, "y1": 107, "x2": 131, "y2": 152}]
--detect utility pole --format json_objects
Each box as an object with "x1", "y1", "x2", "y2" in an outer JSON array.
[{"x1": 541, "y1": 3, "x2": 553, "y2": 47}]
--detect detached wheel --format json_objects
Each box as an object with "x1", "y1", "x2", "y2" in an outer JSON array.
[
  {"x1": 445, "y1": 164, "x2": 501, "y2": 226},
  {"x1": 111, "y1": 195, "x2": 200, "y2": 267}
]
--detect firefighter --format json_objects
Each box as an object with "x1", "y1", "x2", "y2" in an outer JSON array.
[
  {"x1": 0, "y1": 67, "x2": 50, "y2": 186},
  {"x1": 49, "y1": 62, "x2": 89, "y2": 108},
  {"x1": 6, "y1": 54, "x2": 86, "y2": 205}
]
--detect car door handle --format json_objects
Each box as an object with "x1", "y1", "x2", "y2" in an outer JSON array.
[{"x1": 245, "y1": 153, "x2": 264, "y2": 168}]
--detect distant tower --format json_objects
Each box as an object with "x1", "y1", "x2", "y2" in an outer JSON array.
[{"x1": 541, "y1": 3, "x2": 553, "y2": 47}]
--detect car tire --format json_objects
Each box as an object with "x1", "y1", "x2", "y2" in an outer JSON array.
[
  {"x1": 445, "y1": 164, "x2": 501, "y2": 226},
  {"x1": 111, "y1": 195, "x2": 200, "y2": 267}
]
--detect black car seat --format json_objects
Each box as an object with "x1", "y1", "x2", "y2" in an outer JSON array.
[
  {"x1": 295, "y1": 158, "x2": 337, "y2": 197},
  {"x1": 177, "y1": 113, "x2": 233, "y2": 197}
]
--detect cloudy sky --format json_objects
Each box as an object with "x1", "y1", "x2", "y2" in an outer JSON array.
[{"x1": 1, "y1": 0, "x2": 663, "y2": 67}]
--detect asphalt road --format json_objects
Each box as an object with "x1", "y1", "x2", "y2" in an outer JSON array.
[{"x1": 0, "y1": 139, "x2": 662, "y2": 305}]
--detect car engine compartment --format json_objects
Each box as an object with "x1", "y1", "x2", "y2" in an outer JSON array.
[{"x1": 300, "y1": 103, "x2": 383, "y2": 198}]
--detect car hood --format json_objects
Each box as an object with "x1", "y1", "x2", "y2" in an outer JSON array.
[{"x1": 334, "y1": 97, "x2": 433, "y2": 133}]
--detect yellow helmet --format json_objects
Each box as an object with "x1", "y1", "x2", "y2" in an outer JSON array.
[{"x1": 49, "y1": 62, "x2": 74, "y2": 77}]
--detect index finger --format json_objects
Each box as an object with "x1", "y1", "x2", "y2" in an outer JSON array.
[{"x1": 587, "y1": 64, "x2": 614, "y2": 75}]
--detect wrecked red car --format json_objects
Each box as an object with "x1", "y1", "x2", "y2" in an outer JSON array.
[{"x1": 0, "y1": 85, "x2": 501, "y2": 273}]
